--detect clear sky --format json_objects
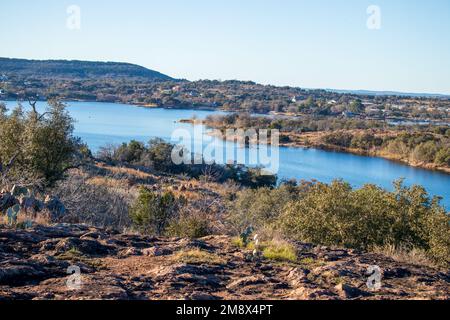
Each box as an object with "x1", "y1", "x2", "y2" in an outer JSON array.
[{"x1": 1, "y1": 0, "x2": 449, "y2": 94}]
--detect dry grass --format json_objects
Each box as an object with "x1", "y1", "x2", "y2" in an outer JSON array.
[
  {"x1": 87, "y1": 176, "x2": 129, "y2": 189},
  {"x1": 1, "y1": 209, "x2": 51, "y2": 228},
  {"x1": 56, "y1": 247, "x2": 104, "y2": 268},
  {"x1": 173, "y1": 249, "x2": 227, "y2": 265},
  {"x1": 299, "y1": 257, "x2": 326, "y2": 269},
  {"x1": 97, "y1": 163, "x2": 156, "y2": 180},
  {"x1": 373, "y1": 244, "x2": 437, "y2": 268}
]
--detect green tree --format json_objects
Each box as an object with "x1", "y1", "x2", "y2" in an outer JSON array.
[
  {"x1": 280, "y1": 180, "x2": 449, "y2": 265},
  {"x1": 147, "y1": 138, "x2": 180, "y2": 172},
  {"x1": 411, "y1": 141, "x2": 439, "y2": 163},
  {"x1": 129, "y1": 187, "x2": 181, "y2": 235},
  {"x1": 435, "y1": 147, "x2": 450, "y2": 166},
  {"x1": 0, "y1": 100, "x2": 82, "y2": 185},
  {"x1": 115, "y1": 140, "x2": 145, "y2": 163},
  {"x1": 348, "y1": 99, "x2": 364, "y2": 113}
]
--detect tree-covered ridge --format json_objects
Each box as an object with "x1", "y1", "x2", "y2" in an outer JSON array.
[
  {"x1": 1, "y1": 59, "x2": 449, "y2": 120},
  {"x1": 0, "y1": 57, "x2": 173, "y2": 81}
]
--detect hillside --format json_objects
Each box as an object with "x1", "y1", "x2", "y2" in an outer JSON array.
[{"x1": 0, "y1": 58, "x2": 174, "y2": 81}]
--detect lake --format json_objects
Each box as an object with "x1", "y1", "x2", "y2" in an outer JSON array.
[{"x1": 2, "y1": 100, "x2": 450, "y2": 209}]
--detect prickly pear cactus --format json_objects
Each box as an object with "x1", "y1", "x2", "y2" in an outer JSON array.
[
  {"x1": 6, "y1": 204, "x2": 20, "y2": 225},
  {"x1": 22, "y1": 220, "x2": 34, "y2": 229},
  {"x1": 11, "y1": 185, "x2": 31, "y2": 198},
  {"x1": 240, "y1": 226, "x2": 254, "y2": 247}
]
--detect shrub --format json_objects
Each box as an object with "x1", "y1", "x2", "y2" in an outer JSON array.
[
  {"x1": 53, "y1": 171, "x2": 131, "y2": 230},
  {"x1": 350, "y1": 133, "x2": 383, "y2": 150},
  {"x1": 115, "y1": 140, "x2": 146, "y2": 163},
  {"x1": 384, "y1": 139, "x2": 410, "y2": 158},
  {"x1": 146, "y1": 138, "x2": 181, "y2": 172},
  {"x1": 166, "y1": 209, "x2": 211, "y2": 238},
  {"x1": 280, "y1": 180, "x2": 449, "y2": 265},
  {"x1": 129, "y1": 187, "x2": 183, "y2": 235},
  {"x1": 411, "y1": 141, "x2": 440, "y2": 163},
  {"x1": 226, "y1": 185, "x2": 295, "y2": 235},
  {"x1": 322, "y1": 132, "x2": 353, "y2": 148},
  {"x1": 435, "y1": 147, "x2": 450, "y2": 166},
  {"x1": 0, "y1": 100, "x2": 85, "y2": 186}
]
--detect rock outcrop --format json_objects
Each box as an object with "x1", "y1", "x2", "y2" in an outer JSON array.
[{"x1": 0, "y1": 224, "x2": 448, "y2": 300}]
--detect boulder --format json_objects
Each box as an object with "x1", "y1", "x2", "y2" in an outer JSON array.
[
  {"x1": 55, "y1": 237, "x2": 112, "y2": 256},
  {"x1": 120, "y1": 247, "x2": 142, "y2": 257},
  {"x1": 142, "y1": 246, "x2": 172, "y2": 257},
  {"x1": 334, "y1": 283, "x2": 372, "y2": 299}
]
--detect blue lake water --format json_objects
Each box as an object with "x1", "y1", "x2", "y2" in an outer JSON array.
[{"x1": 2, "y1": 100, "x2": 450, "y2": 209}]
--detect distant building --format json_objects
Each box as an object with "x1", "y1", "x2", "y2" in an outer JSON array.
[{"x1": 291, "y1": 96, "x2": 304, "y2": 103}]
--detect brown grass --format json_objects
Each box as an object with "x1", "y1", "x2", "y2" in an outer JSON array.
[
  {"x1": 96, "y1": 163, "x2": 157, "y2": 180},
  {"x1": 173, "y1": 249, "x2": 227, "y2": 265},
  {"x1": 373, "y1": 244, "x2": 438, "y2": 269},
  {"x1": 87, "y1": 176, "x2": 129, "y2": 189}
]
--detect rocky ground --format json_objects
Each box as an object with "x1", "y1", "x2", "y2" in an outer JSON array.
[{"x1": 0, "y1": 224, "x2": 448, "y2": 300}]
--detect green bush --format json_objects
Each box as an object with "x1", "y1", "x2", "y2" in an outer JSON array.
[
  {"x1": 166, "y1": 211, "x2": 211, "y2": 238},
  {"x1": 435, "y1": 147, "x2": 450, "y2": 166},
  {"x1": 129, "y1": 187, "x2": 183, "y2": 235},
  {"x1": 115, "y1": 140, "x2": 146, "y2": 163},
  {"x1": 0, "y1": 100, "x2": 85, "y2": 186},
  {"x1": 322, "y1": 132, "x2": 354, "y2": 148},
  {"x1": 350, "y1": 133, "x2": 383, "y2": 150},
  {"x1": 280, "y1": 180, "x2": 449, "y2": 265},
  {"x1": 227, "y1": 185, "x2": 296, "y2": 235},
  {"x1": 411, "y1": 141, "x2": 440, "y2": 163}
]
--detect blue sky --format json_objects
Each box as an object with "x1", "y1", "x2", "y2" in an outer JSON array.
[{"x1": 1, "y1": 0, "x2": 449, "y2": 94}]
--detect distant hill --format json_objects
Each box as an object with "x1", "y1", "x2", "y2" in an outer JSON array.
[
  {"x1": 0, "y1": 57, "x2": 174, "y2": 81},
  {"x1": 326, "y1": 88, "x2": 450, "y2": 99}
]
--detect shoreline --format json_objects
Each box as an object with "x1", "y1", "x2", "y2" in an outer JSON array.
[
  {"x1": 4, "y1": 99, "x2": 448, "y2": 175},
  {"x1": 199, "y1": 124, "x2": 450, "y2": 175}
]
